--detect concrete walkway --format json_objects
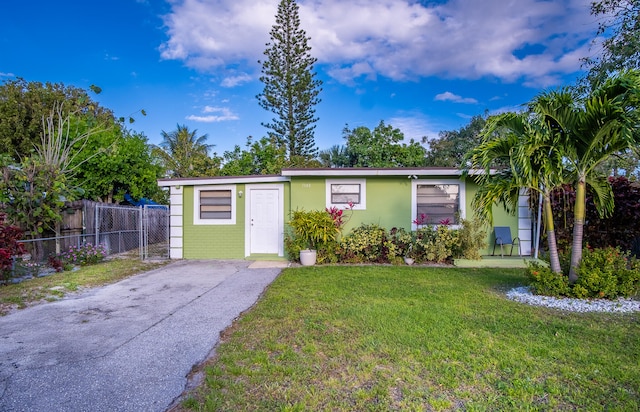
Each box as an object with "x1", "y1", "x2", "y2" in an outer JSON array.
[{"x1": 0, "y1": 260, "x2": 285, "y2": 412}]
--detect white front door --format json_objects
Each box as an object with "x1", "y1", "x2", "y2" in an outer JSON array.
[{"x1": 249, "y1": 188, "x2": 281, "y2": 254}]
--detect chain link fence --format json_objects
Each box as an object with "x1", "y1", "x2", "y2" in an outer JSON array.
[{"x1": 19, "y1": 202, "x2": 169, "y2": 263}]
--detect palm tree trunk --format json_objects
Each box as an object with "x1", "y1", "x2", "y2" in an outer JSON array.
[
  {"x1": 569, "y1": 179, "x2": 586, "y2": 283},
  {"x1": 543, "y1": 193, "x2": 562, "y2": 274}
]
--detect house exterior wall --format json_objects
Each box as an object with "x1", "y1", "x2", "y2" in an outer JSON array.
[
  {"x1": 289, "y1": 175, "x2": 526, "y2": 256},
  {"x1": 289, "y1": 176, "x2": 412, "y2": 232},
  {"x1": 182, "y1": 185, "x2": 247, "y2": 259},
  {"x1": 161, "y1": 169, "x2": 531, "y2": 260},
  {"x1": 165, "y1": 180, "x2": 291, "y2": 260}
]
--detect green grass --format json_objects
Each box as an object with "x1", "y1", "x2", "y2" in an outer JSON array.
[
  {"x1": 181, "y1": 266, "x2": 640, "y2": 411},
  {"x1": 0, "y1": 258, "x2": 169, "y2": 315}
]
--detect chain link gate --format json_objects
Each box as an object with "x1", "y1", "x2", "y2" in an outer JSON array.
[
  {"x1": 94, "y1": 204, "x2": 169, "y2": 260},
  {"x1": 141, "y1": 205, "x2": 170, "y2": 260}
]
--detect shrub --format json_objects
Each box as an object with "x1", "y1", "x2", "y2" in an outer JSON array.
[
  {"x1": 574, "y1": 247, "x2": 640, "y2": 299},
  {"x1": 287, "y1": 209, "x2": 338, "y2": 250},
  {"x1": 414, "y1": 225, "x2": 458, "y2": 263},
  {"x1": 48, "y1": 255, "x2": 65, "y2": 272},
  {"x1": 526, "y1": 261, "x2": 570, "y2": 297},
  {"x1": 340, "y1": 224, "x2": 398, "y2": 263},
  {"x1": 549, "y1": 177, "x2": 640, "y2": 253},
  {"x1": 389, "y1": 227, "x2": 414, "y2": 258},
  {"x1": 12, "y1": 260, "x2": 41, "y2": 277},
  {"x1": 0, "y1": 221, "x2": 26, "y2": 282},
  {"x1": 61, "y1": 243, "x2": 108, "y2": 266},
  {"x1": 529, "y1": 247, "x2": 640, "y2": 299},
  {"x1": 454, "y1": 217, "x2": 487, "y2": 260}
]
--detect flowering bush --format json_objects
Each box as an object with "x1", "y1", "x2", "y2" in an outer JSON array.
[
  {"x1": 413, "y1": 213, "x2": 428, "y2": 228},
  {"x1": 13, "y1": 260, "x2": 42, "y2": 277},
  {"x1": 0, "y1": 221, "x2": 26, "y2": 282},
  {"x1": 62, "y1": 243, "x2": 108, "y2": 266},
  {"x1": 286, "y1": 214, "x2": 485, "y2": 266},
  {"x1": 326, "y1": 201, "x2": 354, "y2": 230}
]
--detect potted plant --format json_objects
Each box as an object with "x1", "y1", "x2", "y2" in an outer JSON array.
[
  {"x1": 390, "y1": 227, "x2": 417, "y2": 265},
  {"x1": 403, "y1": 244, "x2": 417, "y2": 265},
  {"x1": 287, "y1": 209, "x2": 339, "y2": 266}
]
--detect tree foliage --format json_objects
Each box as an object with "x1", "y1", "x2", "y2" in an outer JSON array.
[
  {"x1": 583, "y1": 0, "x2": 640, "y2": 87},
  {"x1": 425, "y1": 114, "x2": 487, "y2": 167},
  {"x1": 467, "y1": 70, "x2": 640, "y2": 282},
  {"x1": 465, "y1": 111, "x2": 565, "y2": 273},
  {"x1": 319, "y1": 144, "x2": 351, "y2": 168},
  {"x1": 550, "y1": 177, "x2": 640, "y2": 253},
  {"x1": 153, "y1": 124, "x2": 219, "y2": 178},
  {"x1": 0, "y1": 155, "x2": 70, "y2": 238},
  {"x1": 71, "y1": 129, "x2": 165, "y2": 203},
  {"x1": 0, "y1": 78, "x2": 161, "y2": 203},
  {"x1": 536, "y1": 70, "x2": 640, "y2": 281},
  {"x1": 0, "y1": 78, "x2": 114, "y2": 161},
  {"x1": 220, "y1": 136, "x2": 288, "y2": 176},
  {"x1": 340, "y1": 121, "x2": 427, "y2": 167},
  {"x1": 257, "y1": 0, "x2": 322, "y2": 160}
]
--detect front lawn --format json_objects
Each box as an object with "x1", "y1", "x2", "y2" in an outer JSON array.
[{"x1": 181, "y1": 266, "x2": 639, "y2": 411}]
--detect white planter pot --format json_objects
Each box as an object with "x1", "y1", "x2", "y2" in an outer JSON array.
[
  {"x1": 300, "y1": 249, "x2": 317, "y2": 266},
  {"x1": 404, "y1": 257, "x2": 415, "y2": 265}
]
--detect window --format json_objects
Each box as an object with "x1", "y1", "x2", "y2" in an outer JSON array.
[
  {"x1": 326, "y1": 179, "x2": 366, "y2": 210},
  {"x1": 194, "y1": 185, "x2": 236, "y2": 225},
  {"x1": 331, "y1": 184, "x2": 360, "y2": 204},
  {"x1": 412, "y1": 180, "x2": 465, "y2": 228},
  {"x1": 200, "y1": 190, "x2": 231, "y2": 219}
]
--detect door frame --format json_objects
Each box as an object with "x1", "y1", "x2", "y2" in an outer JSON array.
[{"x1": 244, "y1": 184, "x2": 284, "y2": 257}]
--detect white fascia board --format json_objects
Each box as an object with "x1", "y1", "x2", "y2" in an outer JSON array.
[
  {"x1": 158, "y1": 176, "x2": 290, "y2": 187},
  {"x1": 281, "y1": 168, "x2": 464, "y2": 177}
]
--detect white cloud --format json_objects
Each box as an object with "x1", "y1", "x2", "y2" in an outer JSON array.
[
  {"x1": 0, "y1": 72, "x2": 15, "y2": 78},
  {"x1": 159, "y1": 0, "x2": 597, "y2": 87},
  {"x1": 490, "y1": 104, "x2": 527, "y2": 116},
  {"x1": 221, "y1": 73, "x2": 252, "y2": 87},
  {"x1": 387, "y1": 115, "x2": 441, "y2": 141},
  {"x1": 434, "y1": 91, "x2": 478, "y2": 104},
  {"x1": 187, "y1": 106, "x2": 239, "y2": 122}
]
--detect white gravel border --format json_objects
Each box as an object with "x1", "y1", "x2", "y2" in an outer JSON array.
[{"x1": 506, "y1": 286, "x2": 640, "y2": 313}]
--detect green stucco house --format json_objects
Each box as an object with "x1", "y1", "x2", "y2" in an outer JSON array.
[{"x1": 157, "y1": 167, "x2": 532, "y2": 260}]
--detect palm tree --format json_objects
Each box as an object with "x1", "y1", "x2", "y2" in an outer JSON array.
[
  {"x1": 534, "y1": 70, "x2": 640, "y2": 282},
  {"x1": 154, "y1": 124, "x2": 215, "y2": 178},
  {"x1": 319, "y1": 144, "x2": 351, "y2": 168},
  {"x1": 465, "y1": 112, "x2": 565, "y2": 273}
]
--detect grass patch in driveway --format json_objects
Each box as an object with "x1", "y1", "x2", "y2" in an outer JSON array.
[
  {"x1": 0, "y1": 258, "x2": 169, "y2": 315},
  {"x1": 180, "y1": 265, "x2": 640, "y2": 411}
]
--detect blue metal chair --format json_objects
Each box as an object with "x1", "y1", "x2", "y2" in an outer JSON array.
[{"x1": 492, "y1": 226, "x2": 521, "y2": 257}]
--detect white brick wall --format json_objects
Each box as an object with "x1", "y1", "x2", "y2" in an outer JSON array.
[{"x1": 169, "y1": 186, "x2": 183, "y2": 259}]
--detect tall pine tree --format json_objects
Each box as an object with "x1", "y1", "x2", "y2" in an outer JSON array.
[{"x1": 258, "y1": 0, "x2": 322, "y2": 161}]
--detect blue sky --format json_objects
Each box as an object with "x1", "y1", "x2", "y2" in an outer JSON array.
[{"x1": 1, "y1": 0, "x2": 602, "y2": 155}]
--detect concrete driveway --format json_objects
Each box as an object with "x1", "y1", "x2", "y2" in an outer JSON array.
[{"x1": 0, "y1": 259, "x2": 285, "y2": 412}]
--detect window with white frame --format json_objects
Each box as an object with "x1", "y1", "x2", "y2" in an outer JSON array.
[
  {"x1": 194, "y1": 185, "x2": 236, "y2": 225},
  {"x1": 411, "y1": 180, "x2": 464, "y2": 228},
  {"x1": 325, "y1": 179, "x2": 366, "y2": 210}
]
